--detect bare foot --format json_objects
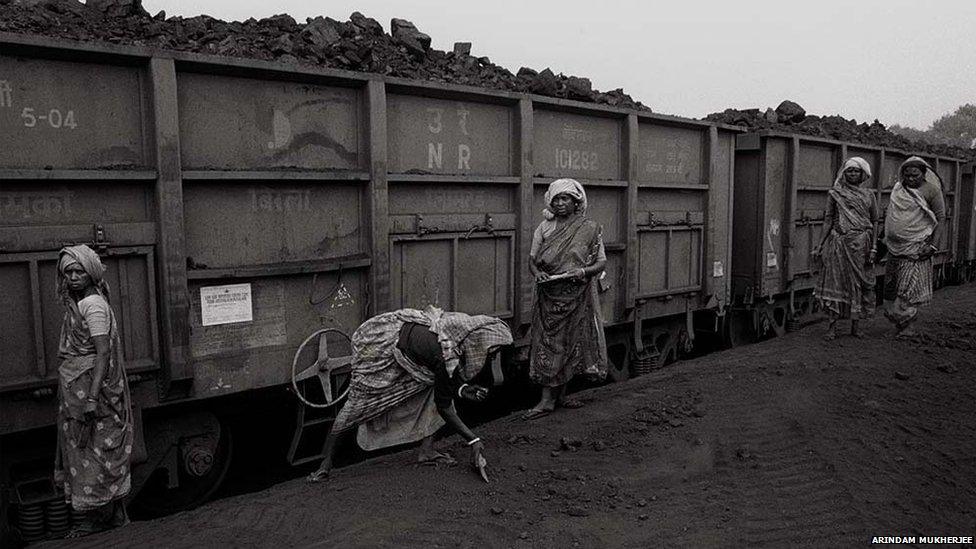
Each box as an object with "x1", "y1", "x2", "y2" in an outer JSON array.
[{"x1": 822, "y1": 330, "x2": 836, "y2": 341}]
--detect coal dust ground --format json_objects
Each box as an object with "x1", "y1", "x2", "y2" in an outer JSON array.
[{"x1": 43, "y1": 285, "x2": 976, "y2": 548}]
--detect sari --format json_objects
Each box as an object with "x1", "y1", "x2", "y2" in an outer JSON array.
[
  {"x1": 529, "y1": 213, "x2": 608, "y2": 387},
  {"x1": 54, "y1": 245, "x2": 133, "y2": 514},
  {"x1": 815, "y1": 157, "x2": 878, "y2": 318},
  {"x1": 331, "y1": 307, "x2": 511, "y2": 450},
  {"x1": 883, "y1": 157, "x2": 942, "y2": 329}
]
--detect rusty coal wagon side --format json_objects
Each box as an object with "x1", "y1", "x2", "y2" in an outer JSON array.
[
  {"x1": 955, "y1": 163, "x2": 976, "y2": 282},
  {"x1": 0, "y1": 32, "x2": 739, "y2": 540},
  {"x1": 730, "y1": 131, "x2": 965, "y2": 342}
]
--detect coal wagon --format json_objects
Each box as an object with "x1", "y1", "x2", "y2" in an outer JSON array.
[
  {"x1": 0, "y1": 32, "x2": 740, "y2": 540},
  {"x1": 955, "y1": 162, "x2": 976, "y2": 281},
  {"x1": 730, "y1": 131, "x2": 965, "y2": 341}
]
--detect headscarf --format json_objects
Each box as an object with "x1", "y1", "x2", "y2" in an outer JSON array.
[
  {"x1": 57, "y1": 245, "x2": 110, "y2": 307},
  {"x1": 834, "y1": 156, "x2": 872, "y2": 186},
  {"x1": 428, "y1": 309, "x2": 513, "y2": 381},
  {"x1": 543, "y1": 178, "x2": 587, "y2": 221}
]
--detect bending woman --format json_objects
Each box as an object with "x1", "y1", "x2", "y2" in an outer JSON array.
[
  {"x1": 308, "y1": 307, "x2": 512, "y2": 482},
  {"x1": 814, "y1": 156, "x2": 879, "y2": 340},
  {"x1": 523, "y1": 178, "x2": 608, "y2": 420},
  {"x1": 54, "y1": 245, "x2": 134, "y2": 538}
]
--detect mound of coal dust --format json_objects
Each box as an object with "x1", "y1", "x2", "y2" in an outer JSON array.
[
  {"x1": 706, "y1": 100, "x2": 974, "y2": 161},
  {"x1": 0, "y1": 0, "x2": 647, "y2": 110}
]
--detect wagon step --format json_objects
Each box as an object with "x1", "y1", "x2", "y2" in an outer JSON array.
[{"x1": 287, "y1": 403, "x2": 337, "y2": 467}]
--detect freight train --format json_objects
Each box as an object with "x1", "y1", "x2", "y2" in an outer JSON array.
[{"x1": 0, "y1": 32, "x2": 970, "y2": 543}]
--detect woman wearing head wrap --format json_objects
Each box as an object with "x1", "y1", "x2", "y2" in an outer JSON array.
[
  {"x1": 522, "y1": 178, "x2": 608, "y2": 420},
  {"x1": 54, "y1": 245, "x2": 133, "y2": 538},
  {"x1": 881, "y1": 156, "x2": 946, "y2": 338},
  {"x1": 308, "y1": 307, "x2": 512, "y2": 483},
  {"x1": 813, "y1": 157, "x2": 879, "y2": 340}
]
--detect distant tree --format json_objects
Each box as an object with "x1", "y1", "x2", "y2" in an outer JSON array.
[
  {"x1": 929, "y1": 104, "x2": 976, "y2": 149},
  {"x1": 889, "y1": 123, "x2": 931, "y2": 143}
]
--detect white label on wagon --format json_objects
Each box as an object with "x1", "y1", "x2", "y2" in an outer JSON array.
[
  {"x1": 713, "y1": 261, "x2": 724, "y2": 278},
  {"x1": 766, "y1": 252, "x2": 778, "y2": 269},
  {"x1": 200, "y1": 283, "x2": 253, "y2": 326}
]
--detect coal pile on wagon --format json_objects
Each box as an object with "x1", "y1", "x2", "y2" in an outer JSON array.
[
  {"x1": 707, "y1": 100, "x2": 974, "y2": 160},
  {"x1": 0, "y1": 0, "x2": 645, "y2": 109}
]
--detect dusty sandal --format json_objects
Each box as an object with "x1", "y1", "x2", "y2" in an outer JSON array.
[
  {"x1": 521, "y1": 408, "x2": 552, "y2": 421},
  {"x1": 307, "y1": 470, "x2": 331, "y2": 483}
]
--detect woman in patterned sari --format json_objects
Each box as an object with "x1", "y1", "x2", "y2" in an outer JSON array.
[
  {"x1": 308, "y1": 307, "x2": 512, "y2": 483},
  {"x1": 522, "y1": 178, "x2": 608, "y2": 420},
  {"x1": 54, "y1": 244, "x2": 133, "y2": 538},
  {"x1": 814, "y1": 157, "x2": 879, "y2": 340}
]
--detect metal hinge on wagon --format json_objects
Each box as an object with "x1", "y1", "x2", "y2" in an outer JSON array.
[
  {"x1": 60, "y1": 223, "x2": 112, "y2": 252},
  {"x1": 388, "y1": 213, "x2": 517, "y2": 236},
  {"x1": 795, "y1": 209, "x2": 826, "y2": 226},
  {"x1": 636, "y1": 211, "x2": 705, "y2": 228}
]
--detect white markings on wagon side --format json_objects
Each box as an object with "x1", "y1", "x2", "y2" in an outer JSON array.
[
  {"x1": 250, "y1": 187, "x2": 312, "y2": 213},
  {"x1": 555, "y1": 125, "x2": 600, "y2": 172},
  {"x1": 21, "y1": 107, "x2": 77, "y2": 129},
  {"x1": 0, "y1": 80, "x2": 11, "y2": 108},
  {"x1": 644, "y1": 137, "x2": 690, "y2": 176},
  {"x1": 426, "y1": 104, "x2": 474, "y2": 170},
  {"x1": 0, "y1": 191, "x2": 73, "y2": 220}
]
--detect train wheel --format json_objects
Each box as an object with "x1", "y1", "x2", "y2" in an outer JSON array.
[
  {"x1": 655, "y1": 333, "x2": 677, "y2": 367},
  {"x1": 725, "y1": 310, "x2": 756, "y2": 347},
  {"x1": 770, "y1": 306, "x2": 788, "y2": 337},
  {"x1": 129, "y1": 419, "x2": 233, "y2": 518},
  {"x1": 606, "y1": 341, "x2": 631, "y2": 383}
]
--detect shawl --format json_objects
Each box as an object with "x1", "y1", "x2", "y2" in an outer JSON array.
[
  {"x1": 827, "y1": 156, "x2": 875, "y2": 233},
  {"x1": 884, "y1": 157, "x2": 940, "y2": 257}
]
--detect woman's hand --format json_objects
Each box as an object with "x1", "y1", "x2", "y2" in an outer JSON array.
[
  {"x1": 83, "y1": 399, "x2": 97, "y2": 416},
  {"x1": 470, "y1": 439, "x2": 489, "y2": 482},
  {"x1": 460, "y1": 384, "x2": 489, "y2": 402},
  {"x1": 570, "y1": 268, "x2": 586, "y2": 280},
  {"x1": 868, "y1": 248, "x2": 877, "y2": 265},
  {"x1": 535, "y1": 272, "x2": 550, "y2": 283}
]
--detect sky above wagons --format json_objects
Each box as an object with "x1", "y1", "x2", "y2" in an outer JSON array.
[{"x1": 141, "y1": 0, "x2": 976, "y2": 129}]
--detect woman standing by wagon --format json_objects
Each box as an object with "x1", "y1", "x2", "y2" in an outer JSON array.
[
  {"x1": 522, "y1": 178, "x2": 608, "y2": 420},
  {"x1": 54, "y1": 245, "x2": 133, "y2": 538},
  {"x1": 813, "y1": 157, "x2": 879, "y2": 340},
  {"x1": 882, "y1": 156, "x2": 946, "y2": 338}
]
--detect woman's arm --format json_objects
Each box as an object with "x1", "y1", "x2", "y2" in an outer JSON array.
[
  {"x1": 816, "y1": 195, "x2": 837, "y2": 251},
  {"x1": 529, "y1": 254, "x2": 548, "y2": 281},
  {"x1": 436, "y1": 402, "x2": 479, "y2": 442},
  {"x1": 87, "y1": 335, "x2": 110, "y2": 412},
  {"x1": 579, "y1": 258, "x2": 606, "y2": 278}
]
